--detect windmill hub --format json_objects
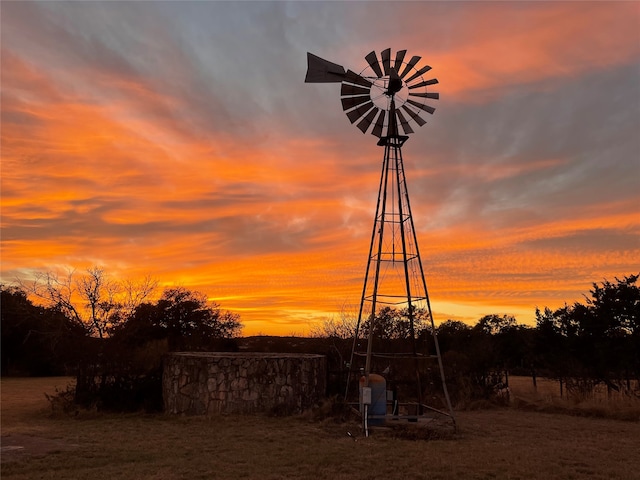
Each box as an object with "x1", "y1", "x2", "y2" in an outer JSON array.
[
  {"x1": 384, "y1": 67, "x2": 403, "y2": 96},
  {"x1": 372, "y1": 74, "x2": 408, "y2": 110}
]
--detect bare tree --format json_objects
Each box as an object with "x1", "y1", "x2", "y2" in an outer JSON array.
[
  {"x1": 20, "y1": 267, "x2": 157, "y2": 338},
  {"x1": 23, "y1": 269, "x2": 84, "y2": 326},
  {"x1": 310, "y1": 304, "x2": 357, "y2": 339},
  {"x1": 121, "y1": 275, "x2": 157, "y2": 317},
  {"x1": 75, "y1": 267, "x2": 116, "y2": 338}
]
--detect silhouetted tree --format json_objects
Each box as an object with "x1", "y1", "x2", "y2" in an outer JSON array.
[
  {"x1": 361, "y1": 306, "x2": 429, "y2": 342},
  {"x1": 435, "y1": 320, "x2": 471, "y2": 353},
  {"x1": 534, "y1": 274, "x2": 640, "y2": 395},
  {"x1": 475, "y1": 314, "x2": 517, "y2": 336},
  {"x1": 20, "y1": 267, "x2": 156, "y2": 338},
  {"x1": 474, "y1": 315, "x2": 533, "y2": 374},
  {"x1": 1, "y1": 285, "x2": 86, "y2": 375},
  {"x1": 310, "y1": 312, "x2": 356, "y2": 340},
  {"x1": 74, "y1": 287, "x2": 242, "y2": 411},
  {"x1": 112, "y1": 287, "x2": 242, "y2": 351}
]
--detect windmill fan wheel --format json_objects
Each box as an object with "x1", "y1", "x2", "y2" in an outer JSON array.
[{"x1": 340, "y1": 48, "x2": 439, "y2": 138}]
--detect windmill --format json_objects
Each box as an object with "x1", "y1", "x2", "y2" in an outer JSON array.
[{"x1": 305, "y1": 48, "x2": 456, "y2": 432}]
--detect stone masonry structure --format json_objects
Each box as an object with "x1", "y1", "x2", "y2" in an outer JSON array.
[{"x1": 163, "y1": 352, "x2": 326, "y2": 415}]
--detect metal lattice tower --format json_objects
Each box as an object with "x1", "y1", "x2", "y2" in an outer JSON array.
[{"x1": 305, "y1": 49, "x2": 455, "y2": 430}]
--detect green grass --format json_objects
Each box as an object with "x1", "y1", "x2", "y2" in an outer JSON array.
[{"x1": 2, "y1": 377, "x2": 640, "y2": 479}]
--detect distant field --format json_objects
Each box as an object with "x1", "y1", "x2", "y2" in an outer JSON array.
[
  {"x1": 508, "y1": 375, "x2": 640, "y2": 420},
  {"x1": 2, "y1": 377, "x2": 640, "y2": 480},
  {"x1": 509, "y1": 375, "x2": 638, "y2": 399}
]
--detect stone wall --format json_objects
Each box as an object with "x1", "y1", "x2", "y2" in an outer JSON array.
[{"x1": 163, "y1": 352, "x2": 326, "y2": 415}]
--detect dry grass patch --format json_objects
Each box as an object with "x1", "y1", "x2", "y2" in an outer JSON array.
[
  {"x1": 509, "y1": 376, "x2": 640, "y2": 421},
  {"x1": 2, "y1": 377, "x2": 640, "y2": 480}
]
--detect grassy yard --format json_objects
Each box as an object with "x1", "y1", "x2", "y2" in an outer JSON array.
[{"x1": 2, "y1": 377, "x2": 640, "y2": 480}]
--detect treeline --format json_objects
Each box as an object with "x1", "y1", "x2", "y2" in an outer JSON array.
[
  {"x1": 1, "y1": 268, "x2": 241, "y2": 410},
  {"x1": 1, "y1": 271, "x2": 638, "y2": 409},
  {"x1": 1, "y1": 285, "x2": 241, "y2": 376},
  {"x1": 452, "y1": 275, "x2": 640, "y2": 393},
  {"x1": 436, "y1": 274, "x2": 639, "y2": 401},
  {"x1": 313, "y1": 274, "x2": 640, "y2": 404}
]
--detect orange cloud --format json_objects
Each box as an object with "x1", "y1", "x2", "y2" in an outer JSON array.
[
  {"x1": 2, "y1": 2, "x2": 638, "y2": 336},
  {"x1": 419, "y1": 2, "x2": 640, "y2": 101}
]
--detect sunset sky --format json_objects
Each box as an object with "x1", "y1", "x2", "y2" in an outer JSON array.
[{"x1": 2, "y1": 1, "x2": 639, "y2": 336}]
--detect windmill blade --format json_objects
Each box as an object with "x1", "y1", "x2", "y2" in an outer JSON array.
[
  {"x1": 401, "y1": 105, "x2": 427, "y2": 126},
  {"x1": 395, "y1": 109, "x2": 414, "y2": 135},
  {"x1": 344, "y1": 70, "x2": 373, "y2": 88},
  {"x1": 341, "y1": 95, "x2": 371, "y2": 111},
  {"x1": 305, "y1": 53, "x2": 346, "y2": 83},
  {"x1": 409, "y1": 92, "x2": 440, "y2": 100},
  {"x1": 365, "y1": 51, "x2": 384, "y2": 78},
  {"x1": 408, "y1": 78, "x2": 439, "y2": 89},
  {"x1": 371, "y1": 109, "x2": 387, "y2": 137},
  {"x1": 346, "y1": 101, "x2": 375, "y2": 123},
  {"x1": 399, "y1": 55, "x2": 421, "y2": 79},
  {"x1": 341, "y1": 82, "x2": 371, "y2": 96},
  {"x1": 356, "y1": 108, "x2": 380, "y2": 134},
  {"x1": 394, "y1": 50, "x2": 407, "y2": 71},
  {"x1": 381, "y1": 48, "x2": 391, "y2": 75},
  {"x1": 404, "y1": 65, "x2": 433, "y2": 84},
  {"x1": 407, "y1": 99, "x2": 436, "y2": 115}
]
